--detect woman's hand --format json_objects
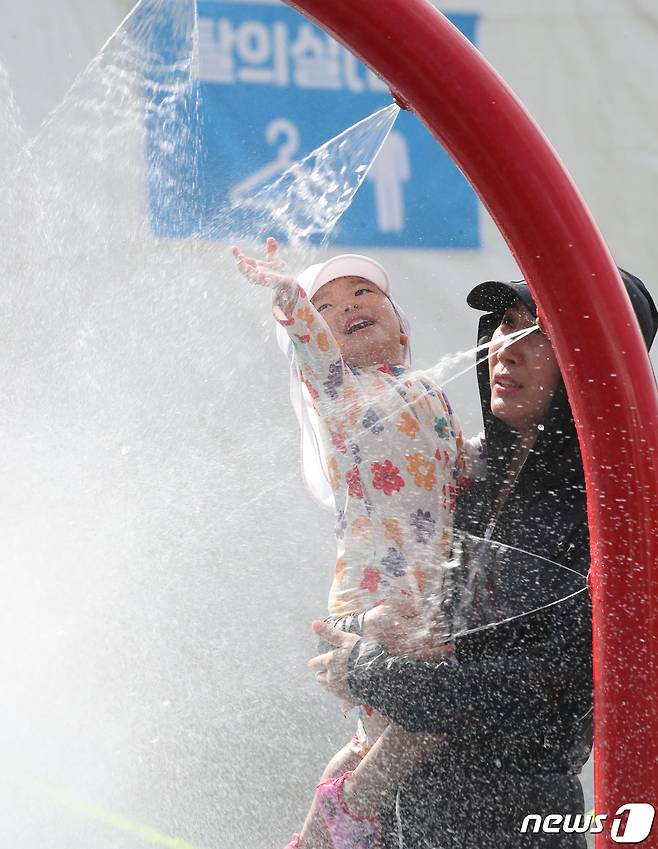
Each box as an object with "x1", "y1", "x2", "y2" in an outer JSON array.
[
  {"x1": 361, "y1": 601, "x2": 404, "y2": 646},
  {"x1": 308, "y1": 620, "x2": 360, "y2": 703},
  {"x1": 231, "y1": 236, "x2": 296, "y2": 290},
  {"x1": 363, "y1": 600, "x2": 455, "y2": 662}
]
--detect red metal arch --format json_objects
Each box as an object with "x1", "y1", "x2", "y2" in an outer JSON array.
[{"x1": 284, "y1": 0, "x2": 658, "y2": 843}]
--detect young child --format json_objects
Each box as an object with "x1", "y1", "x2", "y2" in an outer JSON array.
[{"x1": 233, "y1": 238, "x2": 483, "y2": 849}]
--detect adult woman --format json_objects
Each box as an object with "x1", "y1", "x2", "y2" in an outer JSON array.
[{"x1": 311, "y1": 270, "x2": 657, "y2": 848}]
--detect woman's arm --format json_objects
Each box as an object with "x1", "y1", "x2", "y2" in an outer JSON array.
[{"x1": 346, "y1": 591, "x2": 592, "y2": 735}]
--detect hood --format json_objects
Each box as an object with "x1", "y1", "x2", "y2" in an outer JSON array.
[{"x1": 469, "y1": 268, "x2": 656, "y2": 495}]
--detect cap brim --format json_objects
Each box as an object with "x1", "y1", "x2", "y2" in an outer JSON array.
[
  {"x1": 309, "y1": 254, "x2": 391, "y2": 299},
  {"x1": 467, "y1": 280, "x2": 536, "y2": 317},
  {"x1": 618, "y1": 268, "x2": 657, "y2": 349}
]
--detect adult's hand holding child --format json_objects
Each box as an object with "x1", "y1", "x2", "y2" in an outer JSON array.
[
  {"x1": 308, "y1": 621, "x2": 360, "y2": 703},
  {"x1": 309, "y1": 605, "x2": 454, "y2": 703},
  {"x1": 363, "y1": 599, "x2": 455, "y2": 662}
]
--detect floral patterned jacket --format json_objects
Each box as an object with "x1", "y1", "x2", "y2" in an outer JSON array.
[{"x1": 275, "y1": 284, "x2": 484, "y2": 617}]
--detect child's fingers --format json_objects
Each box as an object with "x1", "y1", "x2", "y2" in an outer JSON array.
[
  {"x1": 233, "y1": 250, "x2": 261, "y2": 282},
  {"x1": 248, "y1": 270, "x2": 269, "y2": 287},
  {"x1": 265, "y1": 236, "x2": 278, "y2": 262},
  {"x1": 231, "y1": 246, "x2": 247, "y2": 267},
  {"x1": 233, "y1": 243, "x2": 294, "y2": 289},
  {"x1": 264, "y1": 236, "x2": 288, "y2": 272},
  {"x1": 232, "y1": 246, "x2": 257, "y2": 267},
  {"x1": 236, "y1": 262, "x2": 256, "y2": 282}
]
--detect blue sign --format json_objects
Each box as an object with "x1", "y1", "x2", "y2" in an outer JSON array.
[{"x1": 146, "y1": 0, "x2": 480, "y2": 248}]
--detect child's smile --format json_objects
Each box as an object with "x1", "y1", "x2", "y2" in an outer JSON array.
[{"x1": 345, "y1": 316, "x2": 375, "y2": 334}]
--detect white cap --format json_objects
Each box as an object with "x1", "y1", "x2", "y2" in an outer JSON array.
[{"x1": 303, "y1": 254, "x2": 391, "y2": 300}]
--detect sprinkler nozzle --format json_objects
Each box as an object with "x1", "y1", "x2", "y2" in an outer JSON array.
[
  {"x1": 390, "y1": 89, "x2": 411, "y2": 111},
  {"x1": 535, "y1": 310, "x2": 549, "y2": 338}
]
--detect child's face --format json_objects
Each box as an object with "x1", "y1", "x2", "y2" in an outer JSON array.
[{"x1": 311, "y1": 275, "x2": 406, "y2": 367}]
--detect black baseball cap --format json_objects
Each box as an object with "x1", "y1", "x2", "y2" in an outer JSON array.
[
  {"x1": 467, "y1": 270, "x2": 656, "y2": 350},
  {"x1": 467, "y1": 279, "x2": 536, "y2": 317},
  {"x1": 618, "y1": 268, "x2": 657, "y2": 349}
]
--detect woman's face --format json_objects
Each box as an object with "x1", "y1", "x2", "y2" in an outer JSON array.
[{"x1": 488, "y1": 300, "x2": 561, "y2": 436}]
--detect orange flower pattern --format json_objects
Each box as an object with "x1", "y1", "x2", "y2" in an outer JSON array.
[
  {"x1": 397, "y1": 411, "x2": 420, "y2": 439},
  {"x1": 326, "y1": 457, "x2": 340, "y2": 491},
  {"x1": 297, "y1": 305, "x2": 315, "y2": 328},
  {"x1": 335, "y1": 557, "x2": 347, "y2": 583},
  {"x1": 273, "y1": 284, "x2": 485, "y2": 616},
  {"x1": 413, "y1": 565, "x2": 427, "y2": 594},
  {"x1": 382, "y1": 518, "x2": 403, "y2": 551},
  {"x1": 352, "y1": 517, "x2": 373, "y2": 539},
  {"x1": 405, "y1": 452, "x2": 437, "y2": 491}
]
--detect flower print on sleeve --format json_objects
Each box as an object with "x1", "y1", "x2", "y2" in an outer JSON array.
[
  {"x1": 273, "y1": 285, "x2": 357, "y2": 411},
  {"x1": 406, "y1": 453, "x2": 437, "y2": 491},
  {"x1": 434, "y1": 416, "x2": 450, "y2": 440},
  {"x1": 422, "y1": 381, "x2": 486, "y2": 485},
  {"x1": 323, "y1": 360, "x2": 344, "y2": 400},
  {"x1": 326, "y1": 457, "x2": 341, "y2": 491},
  {"x1": 381, "y1": 547, "x2": 407, "y2": 578},
  {"x1": 397, "y1": 411, "x2": 420, "y2": 439},
  {"x1": 362, "y1": 409, "x2": 384, "y2": 434},
  {"x1": 410, "y1": 509, "x2": 437, "y2": 544},
  {"x1": 360, "y1": 567, "x2": 381, "y2": 593},
  {"x1": 346, "y1": 466, "x2": 365, "y2": 500},
  {"x1": 371, "y1": 460, "x2": 405, "y2": 496}
]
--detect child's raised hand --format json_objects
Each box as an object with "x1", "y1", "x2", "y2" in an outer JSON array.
[{"x1": 231, "y1": 237, "x2": 296, "y2": 290}]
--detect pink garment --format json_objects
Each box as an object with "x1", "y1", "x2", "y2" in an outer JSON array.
[{"x1": 316, "y1": 771, "x2": 382, "y2": 849}]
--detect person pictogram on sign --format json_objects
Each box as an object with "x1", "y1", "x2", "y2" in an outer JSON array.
[{"x1": 365, "y1": 129, "x2": 410, "y2": 233}]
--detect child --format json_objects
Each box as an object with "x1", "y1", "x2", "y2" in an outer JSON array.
[{"x1": 233, "y1": 238, "x2": 483, "y2": 849}]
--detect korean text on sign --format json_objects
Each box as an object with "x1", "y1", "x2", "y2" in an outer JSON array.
[{"x1": 199, "y1": 18, "x2": 389, "y2": 93}]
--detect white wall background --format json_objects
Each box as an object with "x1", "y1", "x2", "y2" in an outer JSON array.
[{"x1": 2, "y1": 0, "x2": 655, "y2": 391}]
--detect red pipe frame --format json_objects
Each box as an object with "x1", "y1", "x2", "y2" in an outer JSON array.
[{"x1": 284, "y1": 0, "x2": 658, "y2": 842}]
